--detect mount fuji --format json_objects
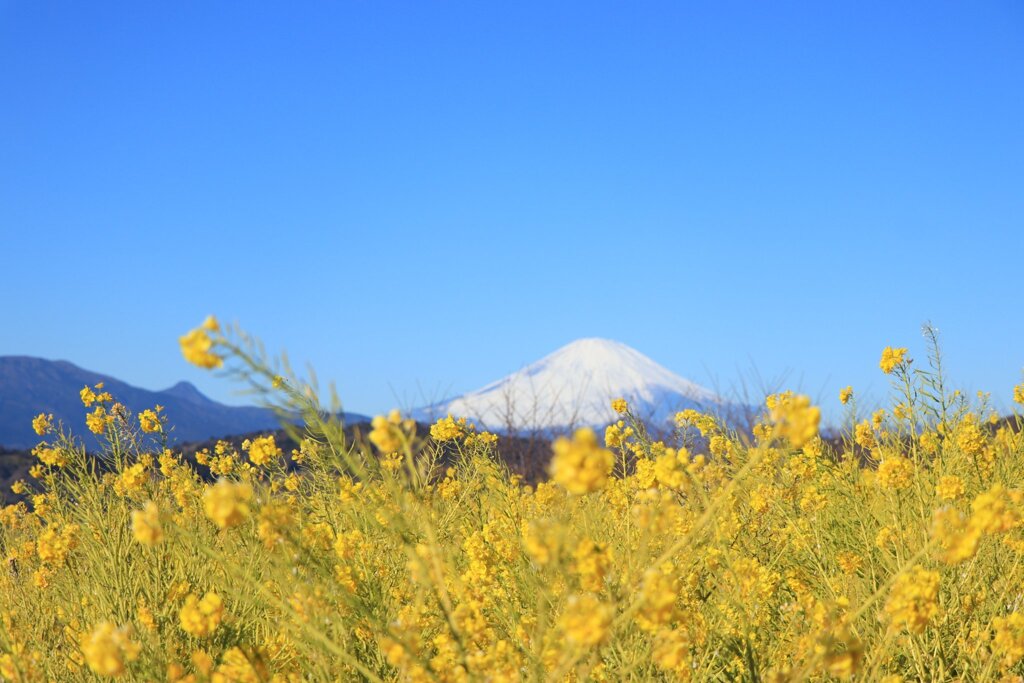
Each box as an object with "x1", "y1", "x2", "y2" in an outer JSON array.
[{"x1": 414, "y1": 338, "x2": 729, "y2": 432}]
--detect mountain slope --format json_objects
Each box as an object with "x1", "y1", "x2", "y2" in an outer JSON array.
[
  {"x1": 415, "y1": 338, "x2": 726, "y2": 432},
  {"x1": 0, "y1": 356, "x2": 367, "y2": 449}
]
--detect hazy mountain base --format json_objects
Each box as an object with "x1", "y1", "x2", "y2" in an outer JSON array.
[
  {"x1": 0, "y1": 356, "x2": 368, "y2": 450},
  {"x1": 0, "y1": 422, "x2": 580, "y2": 501}
]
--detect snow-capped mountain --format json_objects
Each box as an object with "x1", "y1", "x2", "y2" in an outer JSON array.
[{"x1": 414, "y1": 338, "x2": 726, "y2": 432}]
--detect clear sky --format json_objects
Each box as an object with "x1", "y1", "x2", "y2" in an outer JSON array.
[{"x1": 2, "y1": 1, "x2": 1022, "y2": 421}]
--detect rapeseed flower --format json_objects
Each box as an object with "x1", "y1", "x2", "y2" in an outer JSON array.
[
  {"x1": 884, "y1": 566, "x2": 940, "y2": 633},
  {"x1": 429, "y1": 415, "x2": 464, "y2": 442},
  {"x1": 31, "y1": 413, "x2": 52, "y2": 436},
  {"x1": 179, "y1": 592, "x2": 224, "y2": 637},
  {"x1": 244, "y1": 435, "x2": 281, "y2": 466},
  {"x1": 993, "y1": 612, "x2": 1024, "y2": 667},
  {"x1": 179, "y1": 318, "x2": 223, "y2": 369},
  {"x1": 138, "y1": 408, "x2": 162, "y2": 433},
  {"x1": 80, "y1": 622, "x2": 140, "y2": 677},
  {"x1": 879, "y1": 346, "x2": 908, "y2": 374},
  {"x1": 131, "y1": 501, "x2": 163, "y2": 546},
  {"x1": 559, "y1": 594, "x2": 612, "y2": 647},
  {"x1": 202, "y1": 480, "x2": 253, "y2": 529},
  {"x1": 550, "y1": 428, "x2": 614, "y2": 494}
]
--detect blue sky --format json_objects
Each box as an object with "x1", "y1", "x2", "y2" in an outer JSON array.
[{"x1": 2, "y1": 1, "x2": 1022, "y2": 420}]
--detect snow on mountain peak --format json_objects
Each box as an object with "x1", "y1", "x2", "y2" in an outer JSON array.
[{"x1": 416, "y1": 338, "x2": 723, "y2": 432}]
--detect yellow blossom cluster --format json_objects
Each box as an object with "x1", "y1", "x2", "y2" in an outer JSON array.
[
  {"x1": 550, "y1": 428, "x2": 614, "y2": 494},
  {"x1": 244, "y1": 434, "x2": 281, "y2": 466},
  {"x1": 884, "y1": 566, "x2": 940, "y2": 633},
  {"x1": 766, "y1": 391, "x2": 821, "y2": 449},
  {"x1": 3, "y1": 332, "x2": 1024, "y2": 681},
  {"x1": 80, "y1": 622, "x2": 140, "y2": 677},
  {"x1": 879, "y1": 346, "x2": 908, "y2": 374},
  {"x1": 179, "y1": 592, "x2": 224, "y2": 637},
  {"x1": 138, "y1": 407, "x2": 162, "y2": 433},
  {"x1": 429, "y1": 415, "x2": 465, "y2": 442},
  {"x1": 202, "y1": 480, "x2": 253, "y2": 529},
  {"x1": 179, "y1": 316, "x2": 223, "y2": 369}
]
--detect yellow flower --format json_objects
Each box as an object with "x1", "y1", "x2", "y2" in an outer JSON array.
[
  {"x1": 799, "y1": 485, "x2": 827, "y2": 513},
  {"x1": 80, "y1": 385, "x2": 96, "y2": 407},
  {"x1": 935, "y1": 475, "x2": 965, "y2": 501},
  {"x1": 114, "y1": 463, "x2": 148, "y2": 496},
  {"x1": 992, "y1": 612, "x2": 1024, "y2": 667},
  {"x1": 257, "y1": 502, "x2": 293, "y2": 549},
  {"x1": 212, "y1": 647, "x2": 260, "y2": 681},
  {"x1": 674, "y1": 408, "x2": 717, "y2": 436},
  {"x1": 836, "y1": 552, "x2": 863, "y2": 575},
  {"x1": 86, "y1": 406, "x2": 110, "y2": 435},
  {"x1": 919, "y1": 431, "x2": 940, "y2": 455},
  {"x1": 875, "y1": 526, "x2": 896, "y2": 549},
  {"x1": 192, "y1": 650, "x2": 214, "y2": 676},
  {"x1": 37, "y1": 523, "x2": 79, "y2": 565},
  {"x1": 654, "y1": 447, "x2": 692, "y2": 490},
  {"x1": 854, "y1": 421, "x2": 875, "y2": 450},
  {"x1": 245, "y1": 435, "x2": 281, "y2": 466},
  {"x1": 202, "y1": 480, "x2": 253, "y2": 529},
  {"x1": 179, "y1": 322, "x2": 222, "y2": 369},
  {"x1": 652, "y1": 627, "x2": 691, "y2": 675},
  {"x1": 970, "y1": 484, "x2": 1018, "y2": 534},
  {"x1": 550, "y1": 428, "x2": 614, "y2": 495},
  {"x1": 611, "y1": 398, "x2": 628, "y2": 414},
  {"x1": 131, "y1": 501, "x2": 163, "y2": 546},
  {"x1": 137, "y1": 604, "x2": 156, "y2": 633},
  {"x1": 522, "y1": 520, "x2": 558, "y2": 565},
  {"x1": 767, "y1": 391, "x2": 820, "y2": 449},
  {"x1": 817, "y1": 626, "x2": 863, "y2": 679},
  {"x1": 839, "y1": 386, "x2": 853, "y2": 405},
  {"x1": 559, "y1": 594, "x2": 612, "y2": 647},
  {"x1": 1014, "y1": 383, "x2": 1024, "y2": 406},
  {"x1": 32, "y1": 413, "x2": 53, "y2": 436},
  {"x1": 0, "y1": 655, "x2": 15, "y2": 680},
  {"x1": 955, "y1": 415, "x2": 986, "y2": 458},
  {"x1": 573, "y1": 539, "x2": 612, "y2": 592},
  {"x1": 877, "y1": 456, "x2": 914, "y2": 491},
  {"x1": 879, "y1": 346, "x2": 908, "y2": 374},
  {"x1": 884, "y1": 566, "x2": 940, "y2": 633},
  {"x1": 179, "y1": 592, "x2": 224, "y2": 637},
  {"x1": 35, "y1": 446, "x2": 67, "y2": 468},
  {"x1": 932, "y1": 508, "x2": 981, "y2": 565},
  {"x1": 138, "y1": 409, "x2": 162, "y2": 433},
  {"x1": 604, "y1": 422, "x2": 625, "y2": 448},
  {"x1": 464, "y1": 430, "x2": 498, "y2": 448},
  {"x1": 637, "y1": 568, "x2": 679, "y2": 631},
  {"x1": 429, "y1": 415, "x2": 464, "y2": 442},
  {"x1": 32, "y1": 492, "x2": 51, "y2": 516},
  {"x1": 80, "y1": 622, "x2": 140, "y2": 677},
  {"x1": 368, "y1": 413, "x2": 402, "y2": 453}
]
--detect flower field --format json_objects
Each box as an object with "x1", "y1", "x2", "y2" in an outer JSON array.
[{"x1": 2, "y1": 319, "x2": 1024, "y2": 681}]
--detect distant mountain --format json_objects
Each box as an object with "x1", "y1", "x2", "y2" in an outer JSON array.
[
  {"x1": 414, "y1": 338, "x2": 731, "y2": 432},
  {"x1": 0, "y1": 356, "x2": 368, "y2": 449}
]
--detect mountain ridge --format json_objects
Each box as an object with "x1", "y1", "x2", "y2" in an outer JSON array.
[{"x1": 0, "y1": 356, "x2": 367, "y2": 449}]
